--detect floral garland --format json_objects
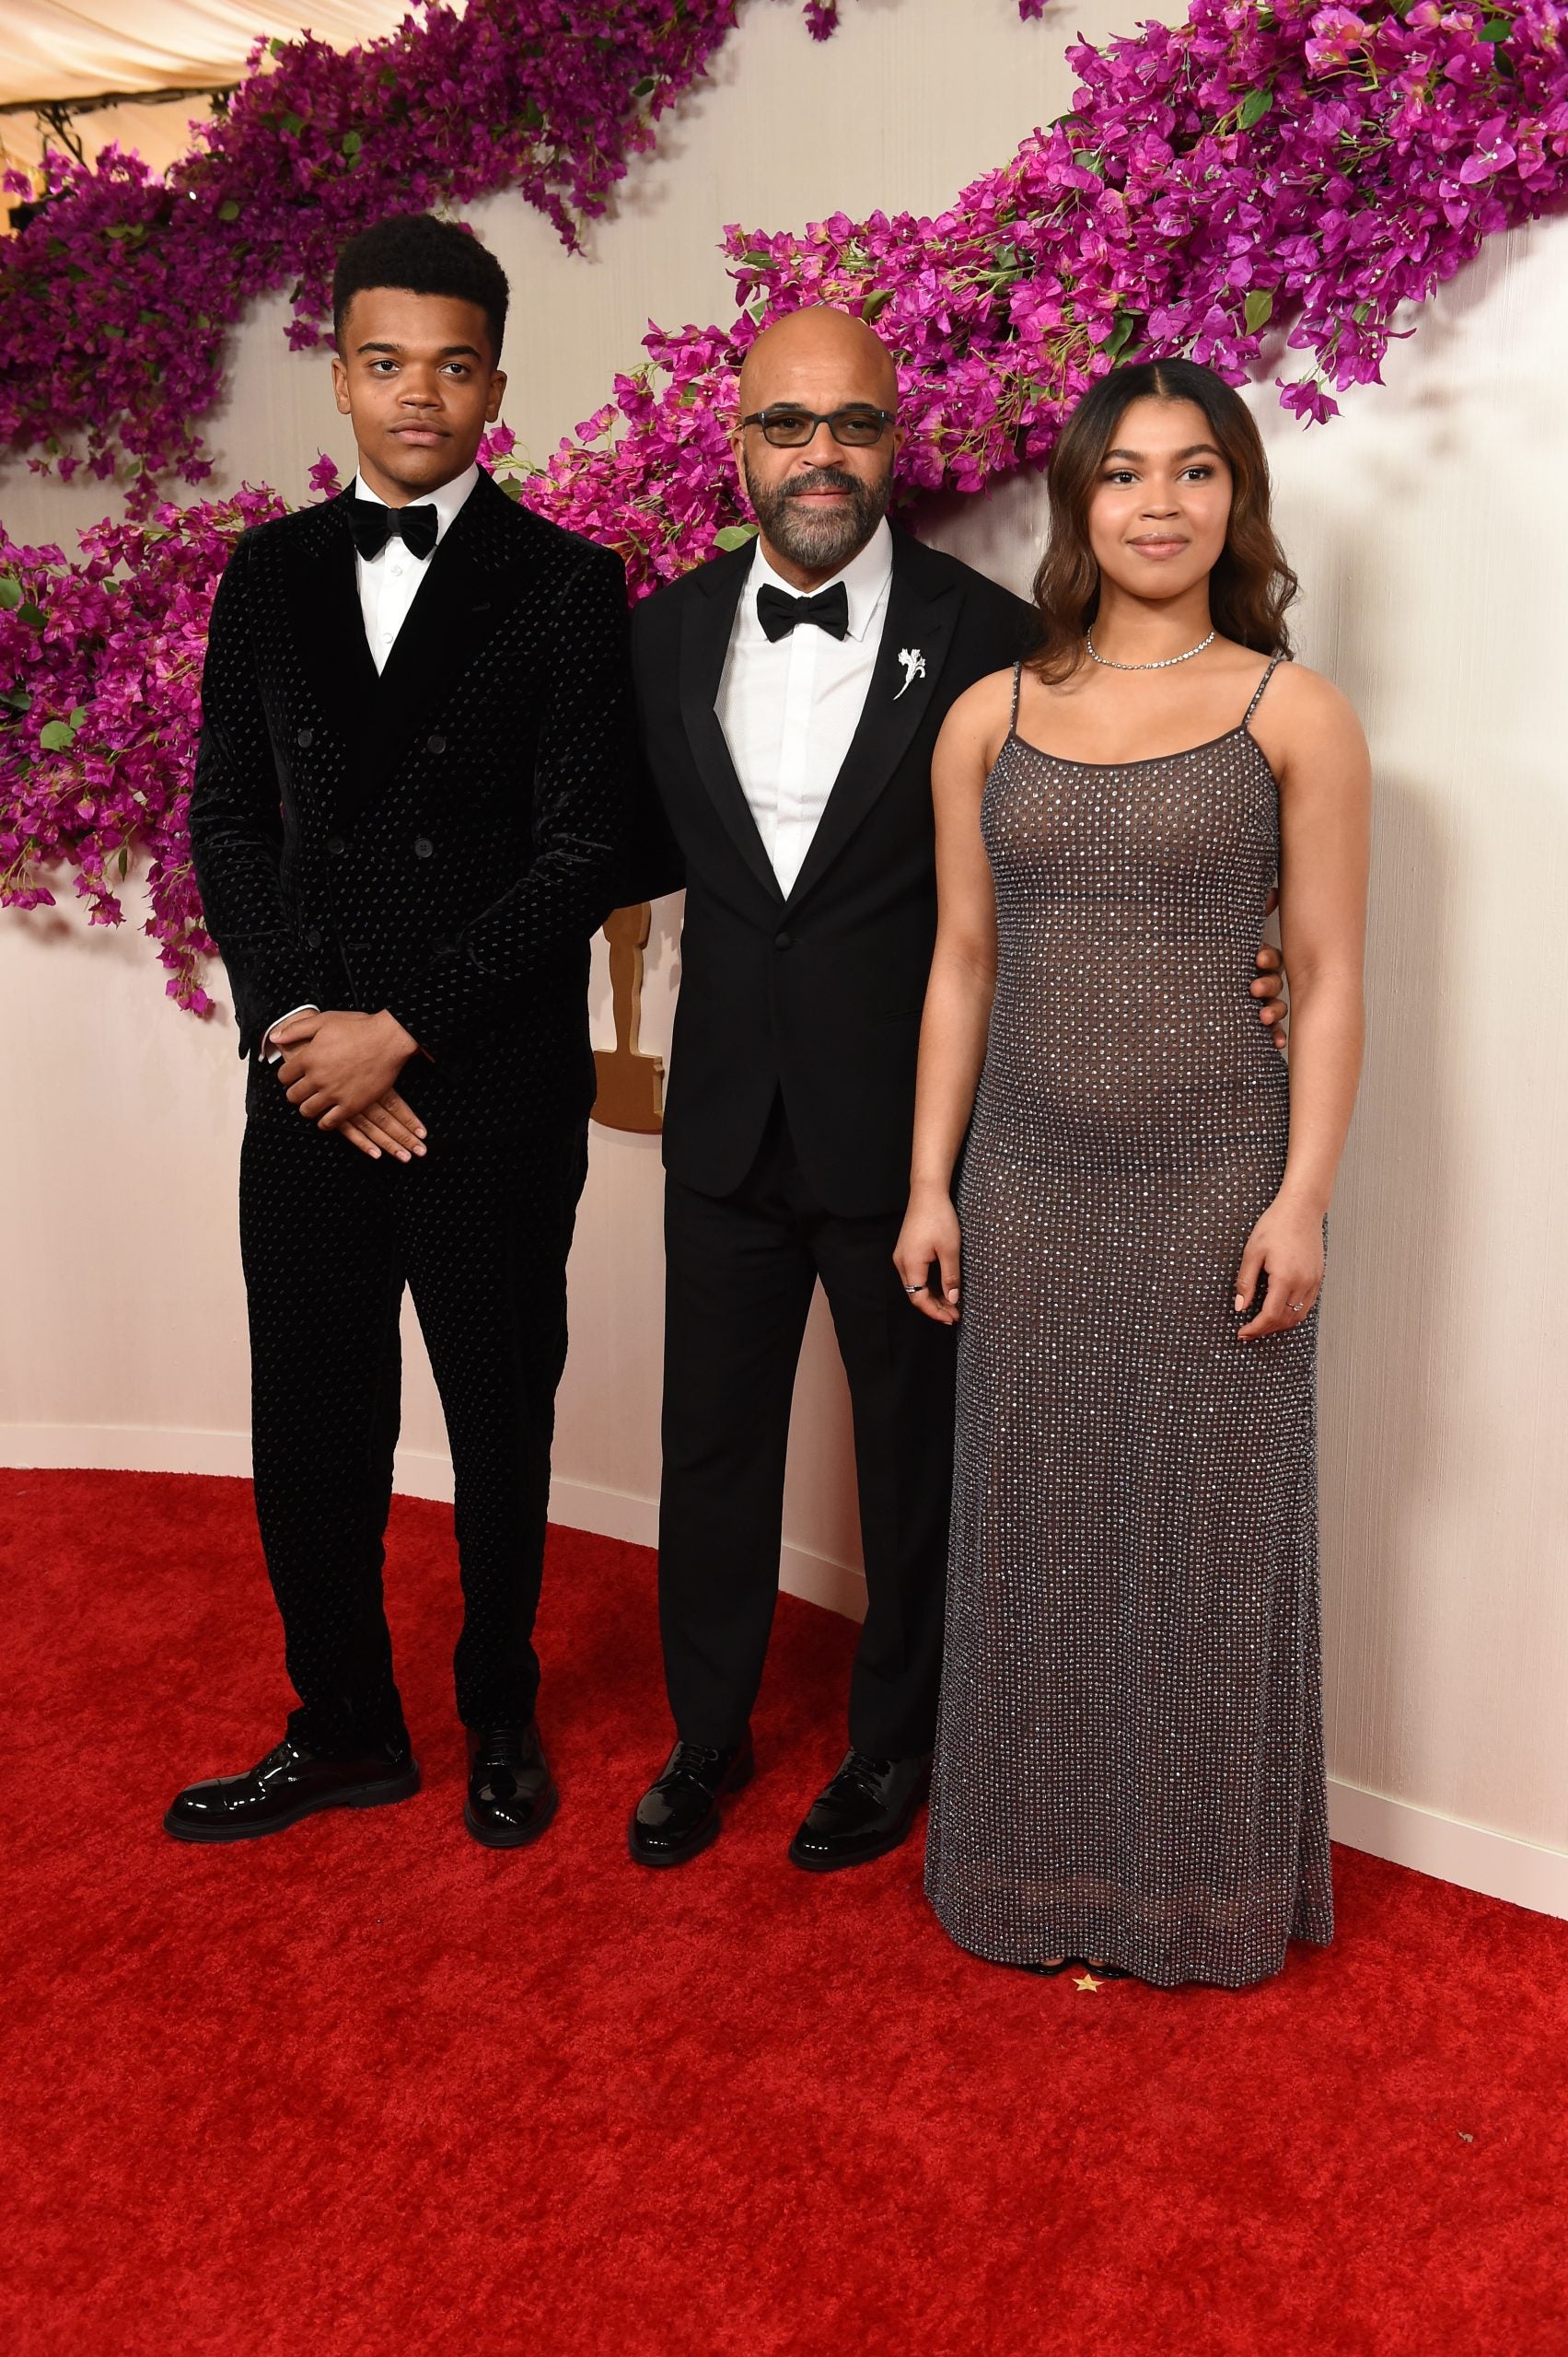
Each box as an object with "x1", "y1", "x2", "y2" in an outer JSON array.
[
  {"x1": 3, "y1": 0, "x2": 1566, "y2": 1010},
  {"x1": 526, "y1": 0, "x2": 1568, "y2": 588},
  {"x1": 0, "y1": 0, "x2": 885, "y2": 501}
]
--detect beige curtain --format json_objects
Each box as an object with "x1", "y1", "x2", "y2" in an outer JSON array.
[{"x1": 1, "y1": 1, "x2": 422, "y2": 107}]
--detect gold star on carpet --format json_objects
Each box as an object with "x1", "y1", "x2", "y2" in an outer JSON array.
[{"x1": 1074, "y1": 1971, "x2": 1102, "y2": 1992}]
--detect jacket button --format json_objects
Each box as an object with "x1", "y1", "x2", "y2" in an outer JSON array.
[
  {"x1": 426, "y1": 733, "x2": 446, "y2": 756},
  {"x1": 326, "y1": 834, "x2": 346, "y2": 856},
  {"x1": 773, "y1": 929, "x2": 793, "y2": 951},
  {"x1": 414, "y1": 837, "x2": 434, "y2": 859},
  {"x1": 296, "y1": 726, "x2": 313, "y2": 749},
  {"x1": 304, "y1": 927, "x2": 322, "y2": 950}
]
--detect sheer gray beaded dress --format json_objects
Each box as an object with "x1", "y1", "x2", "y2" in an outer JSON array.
[{"x1": 924, "y1": 656, "x2": 1335, "y2": 1991}]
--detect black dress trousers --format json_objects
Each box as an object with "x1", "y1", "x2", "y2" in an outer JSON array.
[
  {"x1": 658, "y1": 1097, "x2": 957, "y2": 1762},
  {"x1": 239, "y1": 1077, "x2": 588, "y2": 1750}
]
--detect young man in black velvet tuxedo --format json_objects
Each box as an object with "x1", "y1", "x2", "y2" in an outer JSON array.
[
  {"x1": 168, "y1": 215, "x2": 635, "y2": 1849},
  {"x1": 625, "y1": 307, "x2": 1289, "y2": 1873}
]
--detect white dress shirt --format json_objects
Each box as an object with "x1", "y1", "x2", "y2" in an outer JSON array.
[
  {"x1": 265, "y1": 462, "x2": 481, "y2": 1051},
  {"x1": 352, "y1": 459, "x2": 480, "y2": 673},
  {"x1": 715, "y1": 517, "x2": 894, "y2": 897}
]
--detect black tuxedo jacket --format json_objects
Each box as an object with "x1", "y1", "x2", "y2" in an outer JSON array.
[
  {"x1": 190, "y1": 470, "x2": 635, "y2": 1131},
  {"x1": 629, "y1": 526, "x2": 1034, "y2": 1216}
]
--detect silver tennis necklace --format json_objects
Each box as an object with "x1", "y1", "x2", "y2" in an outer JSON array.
[{"x1": 1086, "y1": 625, "x2": 1215, "y2": 671}]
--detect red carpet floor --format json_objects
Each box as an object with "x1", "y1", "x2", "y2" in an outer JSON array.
[{"x1": 3, "y1": 1469, "x2": 1565, "y2": 2356}]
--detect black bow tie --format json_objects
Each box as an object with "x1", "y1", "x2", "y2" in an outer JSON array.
[
  {"x1": 756, "y1": 580, "x2": 849, "y2": 643},
  {"x1": 346, "y1": 497, "x2": 440, "y2": 563}
]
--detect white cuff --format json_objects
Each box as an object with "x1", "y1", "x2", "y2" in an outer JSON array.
[{"x1": 263, "y1": 1004, "x2": 321, "y2": 1064}]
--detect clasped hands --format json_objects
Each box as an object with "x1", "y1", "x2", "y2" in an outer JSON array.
[{"x1": 270, "y1": 1008, "x2": 427, "y2": 1162}]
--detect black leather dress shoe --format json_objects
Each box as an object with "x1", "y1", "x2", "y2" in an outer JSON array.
[
  {"x1": 628, "y1": 1733, "x2": 754, "y2": 1867},
  {"x1": 463, "y1": 1721, "x2": 558, "y2": 1849},
  {"x1": 164, "y1": 1731, "x2": 419, "y2": 1843},
  {"x1": 787, "y1": 1748, "x2": 932, "y2": 1873}
]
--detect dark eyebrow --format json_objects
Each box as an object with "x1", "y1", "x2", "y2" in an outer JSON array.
[
  {"x1": 354, "y1": 341, "x2": 484, "y2": 360},
  {"x1": 1103, "y1": 442, "x2": 1223, "y2": 463}
]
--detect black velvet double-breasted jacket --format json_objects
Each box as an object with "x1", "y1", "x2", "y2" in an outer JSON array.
[{"x1": 189, "y1": 470, "x2": 636, "y2": 1131}]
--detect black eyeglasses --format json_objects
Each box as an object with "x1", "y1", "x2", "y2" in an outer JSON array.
[{"x1": 739, "y1": 406, "x2": 897, "y2": 448}]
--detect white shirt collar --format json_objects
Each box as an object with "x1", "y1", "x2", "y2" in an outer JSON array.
[
  {"x1": 352, "y1": 459, "x2": 481, "y2": 544},
  {"x1": 749, "y1": 516, "x2": 893, "y2": 644}
]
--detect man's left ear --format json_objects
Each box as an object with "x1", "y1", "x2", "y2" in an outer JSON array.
[{"x1": 486, "y1": 369, "x2": 507, "y2": 423}]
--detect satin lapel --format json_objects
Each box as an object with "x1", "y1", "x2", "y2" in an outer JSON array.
[
  {"x1": 283, "y1": 491, "x2": 378, "y2": 749},
  {"x1": 679, "y1": 549, "x2": 784, "y2": 907},
  {"x1": 337, "y1": 471, "x2": 527, "y2": 827},
  {"x1": 784, "y1": 535, "x2": 958, "y2": 912}
]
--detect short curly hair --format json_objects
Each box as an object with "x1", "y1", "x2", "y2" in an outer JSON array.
[{"x1": 332, "y1": 213, "x2": 509, "y2": 363}]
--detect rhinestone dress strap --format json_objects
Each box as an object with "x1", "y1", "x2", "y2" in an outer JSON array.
[
  {"x1": 1243, "y1": 654, "x2": 1286, "y2": 729},
  {"x1": 1009, "y1": 659, "x2": 1023, "y2": 733}
]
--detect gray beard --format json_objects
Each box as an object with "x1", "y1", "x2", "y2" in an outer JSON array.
[{"x1": 744, "y1": 458, "x2": 893, "y2": 575}]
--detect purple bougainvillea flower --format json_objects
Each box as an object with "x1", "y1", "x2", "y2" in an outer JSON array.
[{"x1": 4, "y1": 0, "x2": 1568, "y2": 1005}]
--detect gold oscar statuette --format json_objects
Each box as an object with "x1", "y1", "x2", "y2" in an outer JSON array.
[{"x1": 591, "y1": 902, "x2": 665, "y2": 1133}]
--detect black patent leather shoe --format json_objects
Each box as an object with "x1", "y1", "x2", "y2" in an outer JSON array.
[
  {"x1": 628, "y1": 1732, "x2": 754, "y2": 1868},
  {"x1": 787, "y1": 1747, "x2": 932, "y2": 1873},
  {"x1": 164, "y1": 1731, "x2": 419, "y2": 1843},
  {"x1": 463, "y1": 1720, "x2": 558, "y2": 1849}
]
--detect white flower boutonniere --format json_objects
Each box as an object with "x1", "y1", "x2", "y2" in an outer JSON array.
[{"x1": 894, "y1": 645, "x2": 926, "y2": 701}]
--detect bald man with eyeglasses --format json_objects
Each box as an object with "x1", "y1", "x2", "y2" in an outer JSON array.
[{"x1": 624, "y1": 307, "x2": 1286, "y2": 1876}]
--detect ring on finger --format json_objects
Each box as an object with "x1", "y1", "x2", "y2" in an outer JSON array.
[{"x1": 904, "y1": 1283, "x2": 927, "y2": 1295}]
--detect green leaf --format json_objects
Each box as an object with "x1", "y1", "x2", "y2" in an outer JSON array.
[
  {"x1": 714, "y1": 523, "x2": 760, "y2": 552},
  {"x1": 1244, "y1": 288, "x2": 1274, "y2": 333},
  {"x1": 342, "y1": 130, "x2": 363, "y2": 158},
  {"x1": 69, "y1": 705, "x2": 87, "y2": 727},
  {"x1": 1102, "y1": 312, "x2": 1141, "y2": 361},
  {"x1": 39, "y1": 719, "x2": 75, "y2": 750},
  {"x1": 281, "y1": 111, "x2": 305, "y2": 137},
  {"x1": 0, "y1": 578, "x2": 22, "y2": 610},
  {"x1": 1479, "y1": 16, "x2": 1513, "y2": 37},
  {"x1": 118, "y1": 847, "x2": 130, "y2": 878},
  {"x1": 860, "y1": 287, "x2": 893, "y2": 325},
  {"x1": 268, "y1": 35, "x2": 287, "y2": 56},
  {"x1": 19, "y1": 602, "x2": 46, "y2": 630},
  {"x1": 631, "y1": 76, "x2": 657, "y2": 99},
  {"x1": 1238, "y1": 86, "x2": 1274, "y2": 130},
  {"x1": 0, "y1": 687, "x2": 32, "y2": 714},
  {"x1": 217, "y1": 198, "x2": 241, "y2": 223}
]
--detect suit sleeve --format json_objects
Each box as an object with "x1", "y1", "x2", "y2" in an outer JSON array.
[
  {"x1": 386, "y1": 541, "x2": 637, "y2": 1061},
  {"x1": 189, "y1": 531, "x2": 321, "y2": 1058},
  {"x1": 614, "y1": 615, "x2": 686, "y2": 904}
]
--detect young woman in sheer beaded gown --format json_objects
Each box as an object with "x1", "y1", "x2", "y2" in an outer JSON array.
[{"x1": 894, "y1": 361, "x2": 1370, "y2": 1991}]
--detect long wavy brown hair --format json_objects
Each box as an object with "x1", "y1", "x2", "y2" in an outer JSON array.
[{"x1": 1028, "y1": 358, "x2": 1298, "y2": 683}]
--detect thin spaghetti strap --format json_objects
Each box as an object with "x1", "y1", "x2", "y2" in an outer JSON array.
[
  {"x1": 1009, "y1": 659, "x2": 1022, "y2": 733},
  {"x1": 1243, "y1": 654, "x2": 1285, "y2": 730}
]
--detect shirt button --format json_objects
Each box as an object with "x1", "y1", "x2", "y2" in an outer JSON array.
[
  {"x1": 296, "y1": 726, "x2": 313, "y2": 749},
  {"x1": 774, "y1": 929, "x2": 793, "y2": 951},
  {"x1": 414, "y1": 837, "x2": 434, "y2": 860},
  {"x1": 326, "y1": 835, "x2": 346, "y2": 856},
  {"x1": 426, "y1": 734, "x2": 447, "y2": 756}
]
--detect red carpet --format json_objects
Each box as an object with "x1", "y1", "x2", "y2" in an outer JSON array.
[{"x1": 2, "y1": 1469, "x2": 1564, "y2": 2356}]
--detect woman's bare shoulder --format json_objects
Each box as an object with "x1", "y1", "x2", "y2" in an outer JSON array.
[
  {"x1": 1255, "y1": 656, "x2": 1368, "y2": 789},
  {"x1": 1262, "y1": 656, "x2": 1360, "y2": 733},
  {"x1": 936, "y1": 665, "x2": 1018, "y2": 753}
]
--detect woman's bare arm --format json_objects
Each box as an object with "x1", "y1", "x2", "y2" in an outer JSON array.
[
  {"x1": 1236, "y1": 668, "x2": 1371, "y2": 1339},
  {"x1": 892, "y1": 670, "x2": 1011, "y2": 1324}
]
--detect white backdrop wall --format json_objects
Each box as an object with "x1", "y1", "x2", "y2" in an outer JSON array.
[{"x1": 3, "y1": 0, "x2": 1565, "y2": 1914}]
